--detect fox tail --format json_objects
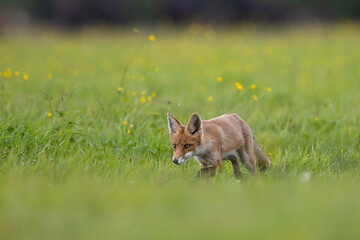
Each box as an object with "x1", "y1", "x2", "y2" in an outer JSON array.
[{"x1": 253, "y1": 138, "x2": 272, "y2": 171}]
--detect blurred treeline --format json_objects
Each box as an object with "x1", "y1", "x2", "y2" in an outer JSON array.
[{"x1": 0, "y1": 0, "x2": 360, "y2": 27}]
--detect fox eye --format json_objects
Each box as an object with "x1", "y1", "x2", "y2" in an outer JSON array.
[
  {"x1": 172, "y1": 144, "x2": 176, "y2": 149},
  {"x1": 184, "y1": 144, "x2": 191, "y2": 149}
]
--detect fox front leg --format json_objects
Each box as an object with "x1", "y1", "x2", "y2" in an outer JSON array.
[
  {"x1": 196, "y1": 152, "x2": 222, "y2": 178},
  {"x1": 196, "y1": 165, "x2": 217, "y2": 178}
]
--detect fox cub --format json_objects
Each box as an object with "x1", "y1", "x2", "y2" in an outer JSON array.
[{"x1": 167, "y1": 113, "x2": 271, "y2": 177}]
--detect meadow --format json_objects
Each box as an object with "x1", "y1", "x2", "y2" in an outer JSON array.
[{"x1": 0, "y1": 23, "x2": 360, "y2": 239}]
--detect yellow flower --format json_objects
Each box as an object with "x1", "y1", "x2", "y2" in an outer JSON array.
[
  {"x1": 217, "y1": 77, "x2": 223, "y2": 82},
  {"x1": 147, "y1": 96, "x2": 152, "y2": 102},
  {"x1": 73, "y1": 70, "x2": 78, "y2": 76},
  {"x1": 315, "y1": 117, "x2": 319, "y2": 121},
  {"x1": 15, "y1": 71, "x2": 20, "y2": 76},
  {"x1": 154, "y1": 67, "x2": 159, "y2": 72},
  {"x1": 141, "y1": 75, "x2": 146, "y2": 81},
  {"x1": 127, "y1": 130, "x2": 131, "y2": 134},
  {"x1": 265, "y1": 87, "x2": 271, "y2": 92},
  {"x1": 149, "y1": 35, "x2": 155, "y2": 41},
  {"x1": 208, "y1": 96, "x2": 213, "y2": 102},
  {"x1": 130, "y1": 124, "x2": 134, "y2": 128},
  {"x1": 123, "y1": 121, "x2": 128, "y2": 125},
  {"x1": 117, "y1": 87, "x2": 123, "y2": 92},
  {"x1": 132, "y1": 91, "x2": 137, "y2": 96},
  {"x1": 47, "y1": 112, "x2": 52, "y2": 117},
  {"x1": 23, "y1": 74, "x2": 29, "y2": 80},
  {"x1": 141, "y1": 90, "x2": 146, "y2": 95},
  {"x1": 235, "y1": 82, "x2": 244, "y2": 91},
  {"x1": 131, "y1": 74, "x2": 136, "y2": 80},
  {"x1": 268, "y1": 152, "x2": 272, "y2": 156},
  {"x1": 252, "y1": 95, "x2": 258, "y2": 101},
  {"x1": 151, "y1": 92, "x2": 157, "y2": 97},
  {"x1": 48, "y1": 74, "x2": 53, "y2": 80},
  {"x1": 250, "y1": 84, "x2": 256, "y2": 90},
  {"x1": 140, "y1": 96, "x2": 146, "y2": 103},
  {"x1": 4, "y1": 69, "x2": 11, "y2": 77}
]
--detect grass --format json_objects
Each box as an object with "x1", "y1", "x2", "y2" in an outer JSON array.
[{"x1": 1, "y1": 23, "x2": 360, "y2": 239}]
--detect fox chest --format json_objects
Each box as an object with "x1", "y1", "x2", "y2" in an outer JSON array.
[
  {"x1": 193, "y1": 147, "x2": 220, "y2": 166},
  {"x1": 194, "y1": 156, "x2": 211, "y2": 167}
]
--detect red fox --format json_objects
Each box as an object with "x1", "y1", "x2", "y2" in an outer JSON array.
[{"x1": 167, "y1": 113, "x2": 272, "y2": 177}]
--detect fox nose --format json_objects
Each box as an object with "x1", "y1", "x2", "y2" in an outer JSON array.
[{"x1": 172, "y1": 158, "x2": 179, "y2": 164}]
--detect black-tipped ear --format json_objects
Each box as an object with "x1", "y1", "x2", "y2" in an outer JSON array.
[
  {"x1": 167, "y1": 113, "x2": 181, "y2": 134},
  {"x1": 186, "y1": 113, "x2": 202, "y2": 135}
]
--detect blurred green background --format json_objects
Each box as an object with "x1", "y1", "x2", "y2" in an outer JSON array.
[{"x1": 1, "y1": 1, "x2": 360, "y2": 239}]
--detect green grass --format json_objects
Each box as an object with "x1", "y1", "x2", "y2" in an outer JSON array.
[{"x1": 1, "y1": 23, "x2": 360, "y2": 239}]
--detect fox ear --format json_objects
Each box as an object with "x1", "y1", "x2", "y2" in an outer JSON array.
[
  {"x1": 186, "y1": 113, "x2": 202, "y2": 135},
  {"x1": 167, "y1": 113, "x2": 181, "y2": 134}
]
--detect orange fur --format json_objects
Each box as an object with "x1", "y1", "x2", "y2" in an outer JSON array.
[{"x1": 167, "y1": 113, "x2": 271, "y2": 177}]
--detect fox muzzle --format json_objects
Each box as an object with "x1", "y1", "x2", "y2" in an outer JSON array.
[{"x1": 172, "y1": 158, "x2": 179, "y2": 165}]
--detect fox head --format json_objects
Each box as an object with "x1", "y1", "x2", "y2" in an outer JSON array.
[{"x1": 167, "y1": 113, "x2": 202, "y2": 165}]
